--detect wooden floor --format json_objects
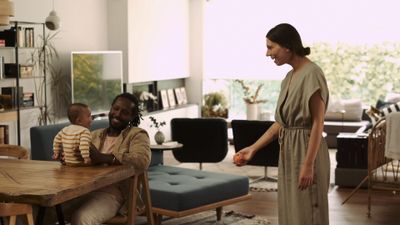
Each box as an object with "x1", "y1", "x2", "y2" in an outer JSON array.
[{"x1": 163, "y1": 146, "x2": 400, "y2": 225}]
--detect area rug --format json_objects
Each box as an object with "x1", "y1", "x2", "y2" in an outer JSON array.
[
  {"x1": 160, "y1": 210, "x2": 271, "y2": 225},
  {"x1": 249, "y1": 180, "x2": 278, "y2": 192}
]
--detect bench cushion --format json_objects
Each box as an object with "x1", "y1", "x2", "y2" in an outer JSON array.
[{"x1": 148, "y1": 165, "x2": 249, "y2": 211}]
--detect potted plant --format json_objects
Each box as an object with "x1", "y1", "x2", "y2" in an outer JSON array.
[
  {"x1": 28, "y1": 31, "x2": 65, "y2": 124},
  {"x1": 201, "y1": 92, "x2": 229, "y2": 118},
  {"x1": 235, "y1": 79, "x2": 267, "y2": 120},
  {"x1": 149, "y1": 116, "x2": 166, "y2": 145}
]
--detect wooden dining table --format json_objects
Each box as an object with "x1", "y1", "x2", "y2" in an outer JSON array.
[{"x1": 0, "y1": 158, "x2": 138, "y2": 225}]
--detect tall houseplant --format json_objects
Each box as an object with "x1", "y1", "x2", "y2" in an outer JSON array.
[{"x1": 28, "y1": 31, "x2": 68, "y2": 124}]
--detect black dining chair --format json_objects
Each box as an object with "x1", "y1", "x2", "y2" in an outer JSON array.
[
  {"x1": 231, "y1": 119, "x2": 280, "y2": 183},
  {"x1": 171, "y1": 118, "x2": 228, "y2": 170}
]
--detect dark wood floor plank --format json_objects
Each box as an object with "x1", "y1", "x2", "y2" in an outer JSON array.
[{"x1": 163, "y1": 147, "x2": 400, "y2": 225}]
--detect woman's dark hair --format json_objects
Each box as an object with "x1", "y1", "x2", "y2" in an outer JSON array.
[
  {"x1": 266, "y1": 23, "x2": 310, "y2": 56},
  {"x1": 111, "y1": 92, "x2": 142, "y2": 127}
]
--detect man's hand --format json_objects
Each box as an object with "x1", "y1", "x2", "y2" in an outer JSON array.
[{"x1": 89, "y1": 143, "x2": 115, "y2": 165}]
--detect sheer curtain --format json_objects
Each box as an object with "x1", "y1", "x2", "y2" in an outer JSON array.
[{"x1": 203, "y1": 0, "x2": 400, "y2": 80}]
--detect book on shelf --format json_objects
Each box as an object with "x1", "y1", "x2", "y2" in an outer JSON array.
[
  {"x1": 1, "y1": 86, "x2": 23, "y2": 108},
  {"x1": 0, "y1": 124, "x2": 9, "y2": 144},
  {"x1": 22, "y1": 92, "x2": 34, "y2": 107}
]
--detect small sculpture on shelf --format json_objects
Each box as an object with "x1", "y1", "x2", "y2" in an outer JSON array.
[{"x1": 149, "y1": 116, "x2": 166, "y2": 145}]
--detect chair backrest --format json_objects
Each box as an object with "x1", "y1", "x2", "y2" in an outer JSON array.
[
  {"x1": 231, "y1": 120, "x2": 279, "y2": 167},
  {"x1": 30, "y1": 119, "x2": 110, "y2": 161},
  {"x1": 0, "y1": 144, "x2": 29, "y2": 159},
  {"x1": 171, "y1": 118, "x2": 228, "y2": 163},
  {"x1": 29, "y1": 119, "x2": 163, "y2": 166}
]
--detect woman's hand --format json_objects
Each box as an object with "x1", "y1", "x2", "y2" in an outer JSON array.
[
  {"x1": 298, "y1": 163, "x2": 314, "y2": 190},
  {"x1": 233, "y1": 146, "x2": 255, "y2": 166}
]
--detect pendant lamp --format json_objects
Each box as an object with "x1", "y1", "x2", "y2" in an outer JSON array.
[
  {"x1": 0, "y1": 0, "x2": 14, "y2": 26},
  {"x1": 45, "y1": 0, "x2": 60, "y2": 30}
]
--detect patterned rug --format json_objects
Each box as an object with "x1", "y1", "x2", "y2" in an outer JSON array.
[
  {"x1": 249, "y1": 179, "x2": 278, "y2": 192},
  {"x1": 159, "y1": 210, "x2": 271, "y2": 225}
]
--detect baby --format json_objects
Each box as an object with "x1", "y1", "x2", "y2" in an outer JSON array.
[{"x1": 52, "y1": 103, "x2": 92, "y2": 166}]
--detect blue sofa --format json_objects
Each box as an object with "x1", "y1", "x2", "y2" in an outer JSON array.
[{"x1": 30, "y1": 119, "x2": 250, "y2": 223}]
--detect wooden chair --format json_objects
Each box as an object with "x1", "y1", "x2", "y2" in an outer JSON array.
[
  {"x1": 105, "y1": 172, "x2": 154, "y2": 225},
  {"x1": 0, "y1": 144, "x2": 34, "y2": 225},
  {"x1": 342, "y1": 117, "x2": 400, "y2": 217}
]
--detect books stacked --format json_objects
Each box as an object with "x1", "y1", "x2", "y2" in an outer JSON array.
[
  {"x1": 0, "y1": 125, "x2": 9, "y2": 144},
  {"x1": 22, "y1": 92, "x2": 34, "y2": 107}
]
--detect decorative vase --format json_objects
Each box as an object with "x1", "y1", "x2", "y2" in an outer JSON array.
[
  {"x1": 246, "y1": 103, "x2": 258, "y2": 120},
  {"x1": 154, "y1": 130, "x2": 165, "y2": 145}
]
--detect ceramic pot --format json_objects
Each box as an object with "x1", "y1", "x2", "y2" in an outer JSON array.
[
  {"x1": 246, "y1": 103, "x2": 258, "y2": 120},
  {"x1": 154, "y1": 130, "x2": 165, "y2": 145}
]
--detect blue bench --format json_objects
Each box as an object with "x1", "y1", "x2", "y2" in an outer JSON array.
[{"x1": 30, "y1": 120, "x2": 250, "y2": 224}]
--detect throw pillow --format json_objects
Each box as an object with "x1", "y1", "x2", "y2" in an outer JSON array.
[{"x1": 366, "y1": 101, "x2": 400, "y2": 125}]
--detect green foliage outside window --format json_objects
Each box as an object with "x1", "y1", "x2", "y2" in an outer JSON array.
[
  {"x1": 73, "y1": 55, "x2": 121, "y2": 113},
  {"x1": 310, "y1": 42, "x2": 400, "y2": 106}
]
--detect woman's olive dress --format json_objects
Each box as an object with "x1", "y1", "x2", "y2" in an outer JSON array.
[{"x1": 275, "y1": 62, "x2": 330, "y2": 225}]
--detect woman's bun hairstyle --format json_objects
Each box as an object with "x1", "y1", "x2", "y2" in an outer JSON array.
[{"x1": 266, "y1": 23, "x2": 310, "y2": 57}]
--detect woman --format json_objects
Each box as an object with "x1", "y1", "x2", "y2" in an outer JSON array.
[{"x1": 234, "y1": 23, "x2": 330, "y2": 225}]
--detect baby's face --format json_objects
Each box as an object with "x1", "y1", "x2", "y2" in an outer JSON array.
[{"x1": 79, "y1": 107, "x2": 93, "y2": 128}]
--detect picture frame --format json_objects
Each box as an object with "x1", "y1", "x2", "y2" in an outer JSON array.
[
  {"x1": 174, "y1": 88, "x2": 183, "y2": 105},
  {"x1": 167, "y1": 89, "x2": 176, "y2": 107},
  {"x1": 160, "y1": 90, "x2": 169, "y2": 109},
  {"x1": 180, "y1": 87, "x2": 187, "y2": 104}
]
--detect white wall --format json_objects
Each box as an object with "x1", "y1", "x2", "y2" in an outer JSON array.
[
  {"x1": 10, "y1": 0, "x2": 110, "y2": 149},
  {"x1": 14, "y1": 0, "x2": 109, "y2": 66},
  {"x1": 7, "y1": 0, "x2": 203, "y2": 150}
]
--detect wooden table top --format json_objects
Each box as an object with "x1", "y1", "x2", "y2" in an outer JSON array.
[{"x1": 0, "y1": 159, "x2": 136, "y2": 207}]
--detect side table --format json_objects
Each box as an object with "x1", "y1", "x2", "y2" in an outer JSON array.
[
  {"x1": 335, "y1": 132, "x2": 368, "y2": 187},
  {"x1": 150, "y1": 142, "x2": 183, "y2": 165}
]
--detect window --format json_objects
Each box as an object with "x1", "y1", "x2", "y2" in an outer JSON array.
[{"x1": 202, "y1": 0, "x2": 400, "y2": 117}]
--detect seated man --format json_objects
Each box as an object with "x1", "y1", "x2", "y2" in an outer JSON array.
[{"x1": 50, "y1": 93, "x2": 151, "y2": 225}]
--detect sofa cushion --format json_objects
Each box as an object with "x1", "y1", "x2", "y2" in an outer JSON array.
[
  {"x1": 384, "y1": 92, "x2": 400, "y2": 103},
  {"x1": 325, "y1": 99, "x2": 363, "y2": 122},
  {"x1": 148, "y1": 165, "x2": 249, "y2": 211}
]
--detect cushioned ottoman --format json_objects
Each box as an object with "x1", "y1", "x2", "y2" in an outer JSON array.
[{"x1": 149, "y1": 165, "x2": 249, "y2": 213}]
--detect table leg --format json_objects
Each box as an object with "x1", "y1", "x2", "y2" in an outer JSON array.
[
  {"x1": 56, "y1": 204, "x2": 65, "y2": 225},
  {"x1": 35, "y1": 207, "x2": 46, "y2": 225}
]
